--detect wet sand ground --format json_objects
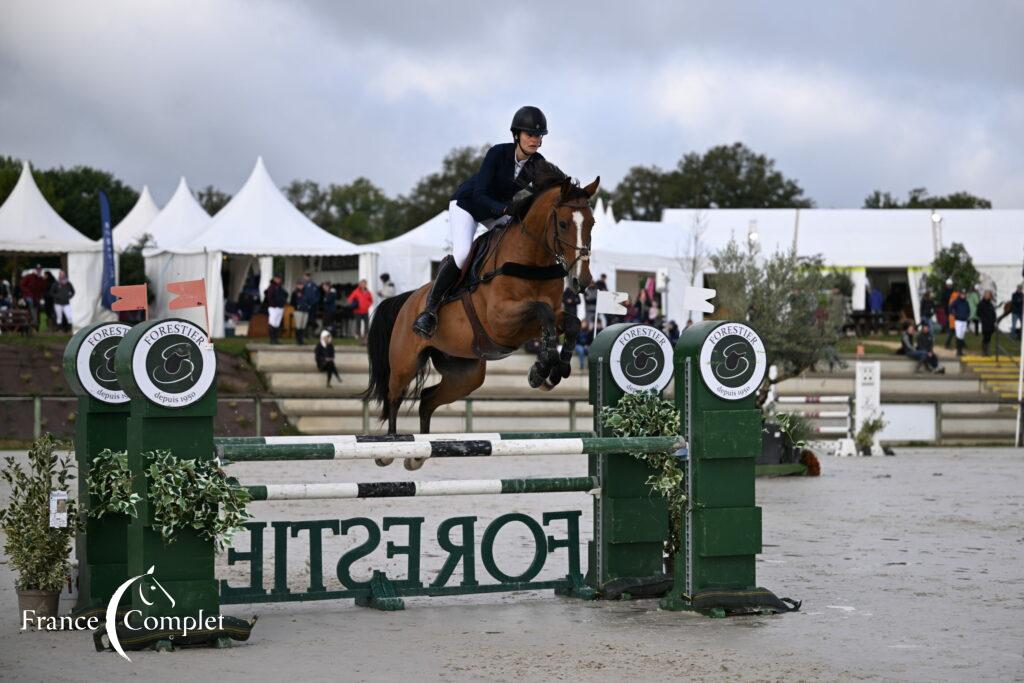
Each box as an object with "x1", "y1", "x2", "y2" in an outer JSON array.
[{"x1": 1, "y1": 447, "x2": 1022, "y2": 682}]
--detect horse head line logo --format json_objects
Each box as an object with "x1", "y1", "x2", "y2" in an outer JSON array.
[
  {"x1": 623, "y1": 341, "x2": 660, "y2": 381},
  {"x1": 105, "y1": 565, "x2": 175, "y2": 662},
  {"x1": 713, "y1": 341, "x2": 752, "y2": 381},
  {"x1": 151, "y1": 342, "x2": 196, "y2": 386},
  {"x1": 94, "y1": 345, "x2": 119, "y2": 382}
]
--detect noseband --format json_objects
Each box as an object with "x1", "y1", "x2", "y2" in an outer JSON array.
[{"x1": 547, "y1": 198, "x2": 592, "y2": 291}]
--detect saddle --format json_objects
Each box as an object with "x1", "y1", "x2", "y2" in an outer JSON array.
[{"x1": 441, "y1": 224, "x2": 567, "y2": 361}]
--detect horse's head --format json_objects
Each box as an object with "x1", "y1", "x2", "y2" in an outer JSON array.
[{"x1": 522, "y1": 171, "x2": 600, "y2": 293}]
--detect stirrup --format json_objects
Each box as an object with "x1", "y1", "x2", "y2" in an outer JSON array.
[{"x1": 412, "y1": 311, "x2": 437, "y2": 339}]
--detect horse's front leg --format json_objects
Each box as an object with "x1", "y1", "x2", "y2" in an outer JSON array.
[
  {"x1": 554, "y1": 311, "x2": 579, "y2": 381},
  {"x1": 526, "y1": 301, "x2": 559, "y2": 389}
]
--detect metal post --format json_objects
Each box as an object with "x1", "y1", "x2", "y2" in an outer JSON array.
[
  {"x1": 362, "y1": 398, "x2": 370, "y2": 434},
  {"x1": 465, "y1": 399, "x2": 473, "y2": 433},
  {"x1": 33, "y1": 395, "x2": 41, "y2": 439},
  {"x1": 568, "y1": 399, "x2": 577, "y2": 432}
]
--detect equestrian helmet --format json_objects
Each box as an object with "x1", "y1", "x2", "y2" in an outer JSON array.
[{"x1": 511, "y1": 106, "x2": 548, "y2": 136}]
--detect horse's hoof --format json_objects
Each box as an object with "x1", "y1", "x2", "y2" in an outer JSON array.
[
  {"x1": 528, "y1": 365, "x2": 545, "y2": 388},
  {"x1": 559, "y1": 362, "x2": 571, "y2": 379},
  {"x1": 375, "y1": 458, "x2": 394, "y2": 467},
  {"x1": 539, "y1": 380, "x2": 555, "y2": 392},
  {"x1": 404, "y1": 457, "x2": 425, "y2": 471}
]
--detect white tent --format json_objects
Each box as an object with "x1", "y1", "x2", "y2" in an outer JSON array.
[
  {"x1": 0, "y1": 162, "x2": 106, "y2": 330},
  {"x1": 153, "y1": 157, "x2": 377, "y2": 336},
  {"x1": 370, "y1": 211, "x2": 467, "y2": 293},
  {"x1": 111, "y1": 185, "x2": 161, "y2": 252},
  {"x1": 140, "y1": 177, "x2": 211, "y2": 325}
]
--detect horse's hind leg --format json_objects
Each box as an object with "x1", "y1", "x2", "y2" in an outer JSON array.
[
  {"x1": 406, "y1": 356, "x2": 486, "y2": 471},
  {"x1": 374, "y1": 347, "x2": 422, "y2": 467}
]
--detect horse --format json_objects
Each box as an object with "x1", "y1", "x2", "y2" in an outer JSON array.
[{"x1": 364, "y1": 165, "x2": 600, "y2": 469}]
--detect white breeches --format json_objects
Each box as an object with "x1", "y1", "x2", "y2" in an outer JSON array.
[
  {"x1": 268, "y1": 306, "x2": 284, "y2": 327},
  {"x1": 449, "y1": 200, "x2": 510, "y2": 268}
]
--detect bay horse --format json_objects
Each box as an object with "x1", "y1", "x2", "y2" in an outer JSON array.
[{"x1": 364, "y1": 165, "x2": 599, "y2": 469}]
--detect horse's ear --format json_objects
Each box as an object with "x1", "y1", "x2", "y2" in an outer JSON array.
[
  {"x1": 560, "y1": 177, "x2": 573, "y2": 198},
  {"x1": 583, "y1": 177, "x2": 600, "y2": 198}
]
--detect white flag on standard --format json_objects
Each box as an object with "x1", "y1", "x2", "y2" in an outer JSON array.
[
  {"x1": 595, "y1": 290, "x2": 629, "y2": 315},
  {"x1": 681, "y1": 286, "x2": 717, "y2": 314}
]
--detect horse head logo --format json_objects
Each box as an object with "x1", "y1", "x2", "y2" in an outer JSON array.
[
  {"x1": 623, "y1": 341, "x2": 660, "y2": 381},
  {"x1": 151, "y1": 342, "x2": 196, "y2": 386},
  {"x1": 94, "y1": 344, "x2": 119, "y2": 383},
  {"x1": 104, "y1": 565, "x2": 175, "y2": 662},
  {"x1": 713, "y1": 341, "x2": 752, "y2": 381}
]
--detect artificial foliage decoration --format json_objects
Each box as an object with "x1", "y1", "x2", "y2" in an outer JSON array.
[
  {"x1": 774, "y1": 412, "x2": 811, "y2": 451},
  {"x1": 86, "y1": 449, "x2": 140, "y2": 518},
  {"x1": 854, "y1": 414, "x2": 888, "y2": 453},
  {"x1": 0, "y1": 434, "x2": 81, "y2": 591},
  {"x1": 601, "y1": 390, "x2": 685, "y2": 557}
]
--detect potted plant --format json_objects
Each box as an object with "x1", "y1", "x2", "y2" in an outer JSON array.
[{"x1": 0, "y1": 434, "x2": 81, "y2": 619}]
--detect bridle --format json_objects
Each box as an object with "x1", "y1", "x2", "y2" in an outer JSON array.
[{"x1": 516, "y1": 196, "x2": 592, "y2": 292}]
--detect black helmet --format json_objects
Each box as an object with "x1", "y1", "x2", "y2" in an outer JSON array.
[{"x1": 511, "y1": 106, "x2": 548, "y2": 136}]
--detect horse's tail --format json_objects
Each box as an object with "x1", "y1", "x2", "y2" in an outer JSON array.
[{"x1": 362, "y1": 290, "x2": 415, "y2": 418}]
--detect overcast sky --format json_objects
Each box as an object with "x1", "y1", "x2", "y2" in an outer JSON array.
[{"x1": 1, "y1": 0, "x2": 1021, "y2": 209}]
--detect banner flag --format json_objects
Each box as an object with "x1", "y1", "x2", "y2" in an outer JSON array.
[
  {"x1": 167, "y1": 278, "x2": 211, "y2": 338},
  {"x1": 110, "y1": 284, "x2": 148, "y2": 318},
  {"x1": 99, "y1": 190, "x2": 116, "y2": 309}
]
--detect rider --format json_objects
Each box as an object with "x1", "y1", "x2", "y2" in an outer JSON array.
[{"x1": 412, "y1": 105, "x2": 548, "y2": 338}]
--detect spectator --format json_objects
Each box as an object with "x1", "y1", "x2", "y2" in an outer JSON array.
[
  {"x1": 919, "y1": 290, "x2": 935, "y2": 332},
  {"x1": 937, "y1": 277, "x2": 955, "y2": 332},
  {"x1": 647, "y1": 300, "x2": 661, "y2": 326},
  {"x1": 1011, "y1": 285, "x2": 1023, "y2": 340},
  {"x1": 18, "y1": 265, "x2": 46, "y2": 330},
  {"x1": 595, "y1": 273, "x2": 608, "y2": 291},
  {"x1": 944, "y1": 286, "x2": 961, "y2": 349},
  {"x1": 966, "y1": 285, "x2": 981, "y2": 335},
  {"x1": 574, "y1": 318, "x2": 593, "y2": 370},
  {"x1": 301, "y1": 272, "x2": 320, "y2": 334},
  {"x1": 321, "y1": 282, "x2": 338, "y2": 333},
  {"x1": 42, "y1": 270, "x2": 56, "y2": 331},
  {"x1": 347, "y1": 279, "x2": 373, "y2": 342},
  {"x1": 665, "y1": 319, "x2": 681, "y2": 345},
  {"x1": 911, "y1": 321, "x2": 944, "y2": 373},
  {"x1": 0, "y1": 279, "x2": 11, "y2": 309},
  {"x1": 868, "y1": 284, "x2": 884, "y2": 334},
  {"x1": 377, "y1": 273, "x2": 396, "y2": 301},
  {"x1": 950, "y1": 287, "x2": 971, "y2": 356},
  {"x1": 264, "y1": 275, "x2": 287, "y2": 345},
  {"x1": 561, "y1": 285, "x2": 579, "y2": 320},
  {"x1": 290, "y1": 281, "x2": 309, "y2": 345},
  {"x1": 977, "y1": 289, "x2": 997, "y2": 356},
  {"x1": 49, "y1": 270, "x2": 75, "y2": 333},
  {"x1": 315, "y1": 330, "x2": 343, "y2": 387}
]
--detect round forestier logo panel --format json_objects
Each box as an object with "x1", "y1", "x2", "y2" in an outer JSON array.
[
  {"x1": 75, "y1": 322, "x2": 131, "y2": 403},
  {"x1": 609, "y1": 325, "x2": 674, "y2": 394},
  {"x1": 130, "y1": 320, "x2": 216, "y2": 408},
  {"x1": 698, "y1": 323, "x2": 767, "y2": 401}
]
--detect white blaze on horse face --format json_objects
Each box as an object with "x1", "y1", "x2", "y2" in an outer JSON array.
[{"x1": 572, "y1": 210, "x2": 585, "y2": 278}]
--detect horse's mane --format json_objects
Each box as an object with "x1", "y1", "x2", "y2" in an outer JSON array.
[{"x1": 510, "y1": 160, "x2": 590, "y2": 221}]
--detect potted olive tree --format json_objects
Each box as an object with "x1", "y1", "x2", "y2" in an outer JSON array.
[{"x1": 0, "y1": 434, "x2": 80, "y2": 619}]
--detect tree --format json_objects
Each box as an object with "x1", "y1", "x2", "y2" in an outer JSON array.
[
  {"x1": 610, "y1": 143, "x2": 813, "y2": 220},
  {"x1": 399, "y1": 145, "x2": 488, "y2": 230},
  {"x1": 324, "y1": 177, "x2": 404, "y2": 243},
  {"x1": 863, "y1": 187, "x2": 992, "y2": 209},
  {"x1": 925, "y1": 242, "x2": 980, "y2": 294},
  {"x1": 195, "y1": 186, "x2": 232, "y2": 215},
  {"x1": 284, "y1": 177, "x2": 401, "y2": 243},
  {"x1": 710, "y1": 239, "x2": 844, "y2": 404},
  {"x1": 672, "y1": 143, "x2": 814, "y2": 209},
  {"x1": 610, "y1": 165, "x2": 673, "y2": 221}
]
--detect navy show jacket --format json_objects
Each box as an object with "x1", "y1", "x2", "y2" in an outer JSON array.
[{"x1": 451, "y1": 143, "x2": 545, "y2": 222}]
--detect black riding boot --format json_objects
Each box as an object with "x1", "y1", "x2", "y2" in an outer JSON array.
[{"x1": 413, "y1": 255, "x2": 461, "y2": 339}]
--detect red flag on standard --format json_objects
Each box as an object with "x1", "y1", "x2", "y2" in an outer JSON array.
[
  {"x1": 110, "y1": 284, "x2": 148, "y2": 317},
  {"x1": 167, "y1": 278, "x2": 207, "y2": 310},
  {"x1": 167, "y1": 278, "x2": 211, "y2": 339}
]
